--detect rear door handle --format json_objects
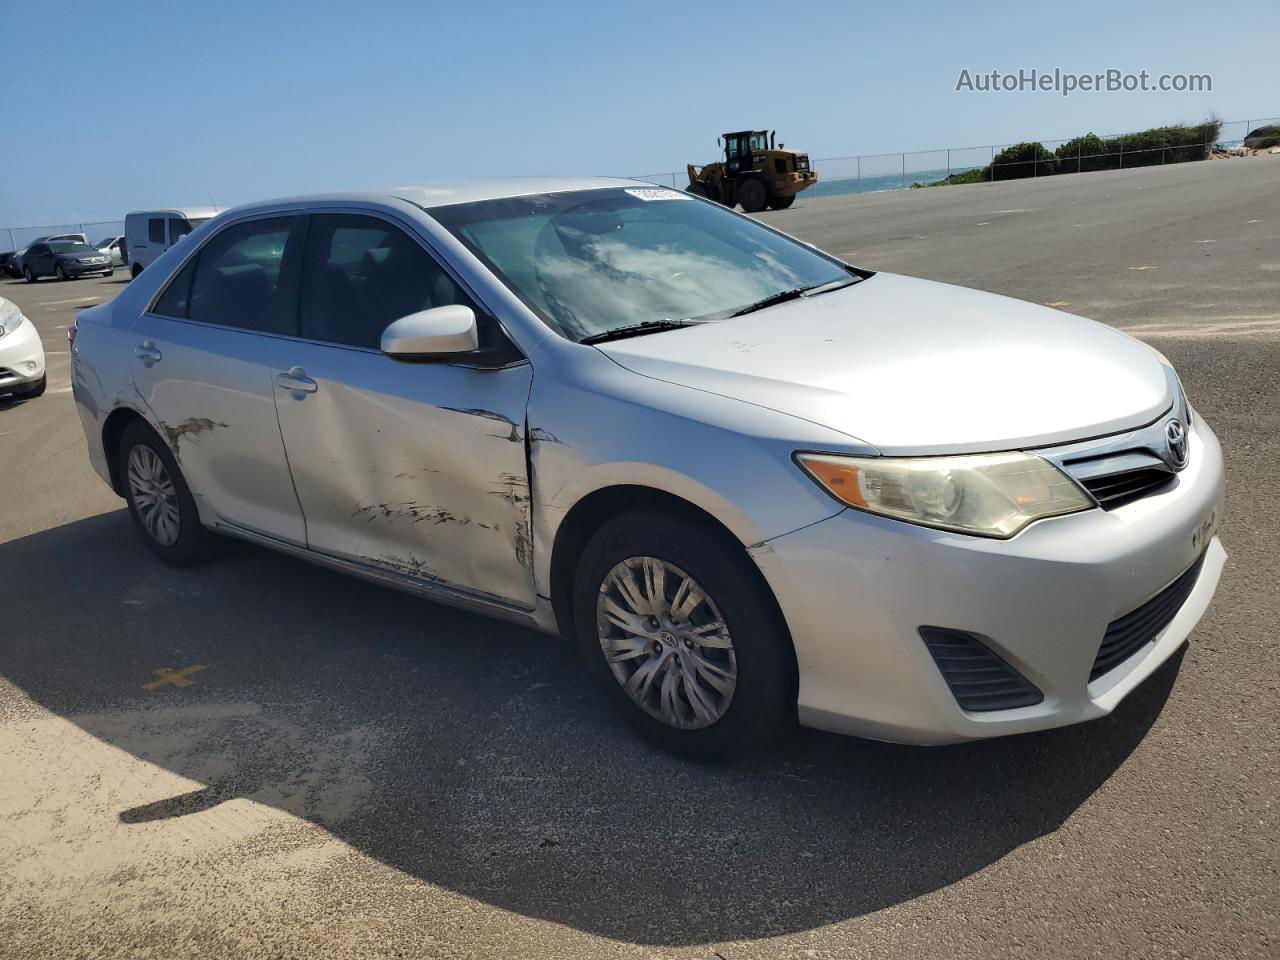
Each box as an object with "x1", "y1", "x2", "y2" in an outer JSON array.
[
  {"x1": 276, "y1": 366, "x2": 318, "y2": 397},
  {"x1": 134, "y1": 342, "x2": 162, "y2": 366}
]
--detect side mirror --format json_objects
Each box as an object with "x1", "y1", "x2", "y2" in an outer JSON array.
[{"x1": 381, "y1": 304, "x2": 479, "y2": 360}]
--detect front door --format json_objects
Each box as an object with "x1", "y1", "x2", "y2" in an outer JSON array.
[
  {"x1": 272, "y1": 212, "x2": 536, "y2": 607},
  {"x1": 130, "y1": 215, "x2": 308, "y2": 543}
]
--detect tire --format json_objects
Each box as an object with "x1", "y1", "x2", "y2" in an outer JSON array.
[
  {"x1": 16, "y1": 375, "x2": 46, "y2": 399},
  {"x1": 736, "y1": 178, "x2": 769, "y2": 213},
  {"x1": 572, "y1": 510, "x2": 796, "y2": 760},
  {"x1": 118, "y1": 419, "x2": 220, "y2": 567},
  {"x1": 102, "y1": 269, "x2": 114, "y2": 278},
  {"x1": 767, "y1": 195, "x2": 796, "y2": 210},
  {"x1": 23, "y1": 266, "x2": 36, "y2": 283},
  {"x1": 130, "y1": 263, "x2": 142, "y2": 279},
  {"x1": 55, "y1": 264, "x2": 68, "y2": 281}
]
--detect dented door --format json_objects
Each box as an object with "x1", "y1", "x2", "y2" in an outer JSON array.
[{"x1": 272, "y1": 348, "x2": 535, "y2": 605}]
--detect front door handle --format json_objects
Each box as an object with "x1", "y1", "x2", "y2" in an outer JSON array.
[
  {"x1": 134, "y1": 342, "x2": 162, "y2": 366},
  {"x1": 276, "y1": 366, "x2": 318, "y2": 397}
]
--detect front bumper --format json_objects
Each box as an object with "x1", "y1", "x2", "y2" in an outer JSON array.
[
  {"x1": 751, "y1": 416, "x2": 1226, "y2": 744},
  {"x1": 60, "y1": 260, "x2": 113, "y2": 276},
  {"x1": 0, "y1": 318, "x2": 47, "y2": 392}
]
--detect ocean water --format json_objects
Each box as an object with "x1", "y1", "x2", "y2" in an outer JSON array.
[{"x1": 804, "y1": 166, "x2": 984, "y2": 198}]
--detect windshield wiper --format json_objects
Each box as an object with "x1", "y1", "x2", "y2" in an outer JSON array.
[
  {"x1": 727, "y1": 276, "x2": 860, "y2": 318},
  {"x1": 580, "y1": 319, "x2": 699, "y2": 345}
]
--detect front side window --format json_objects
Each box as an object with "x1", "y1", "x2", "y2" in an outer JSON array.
[
  {"x1": 428, "y1": 188, "x2": 852, "y2": 342},
  {"x1": 750, "y1": 132, "x2": 768, "y2": 151},
  {"x1": 148, "y1": 219, "x2": 165, "y2": 243},
  {"x1": 182, "y1": 217, "x2": 301, "y2": 334},
  {"x1": 169, "y1": 218, "x2": 194, "y2": 242},
  {"x1": 298, "y1": 214, "x2": 474, "y2": 349}
]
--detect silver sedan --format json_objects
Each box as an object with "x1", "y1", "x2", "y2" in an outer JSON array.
[{"x1": 70, "y1": 177, "x2": 1225, "y2": 758}]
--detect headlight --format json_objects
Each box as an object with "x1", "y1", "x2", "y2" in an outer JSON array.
[
  {"x1": 796, "y1": 451, "x2": 1093, "y2": 538},
  {"x1": 0, "y1": 304, "x2": 23, "y2": 339}
]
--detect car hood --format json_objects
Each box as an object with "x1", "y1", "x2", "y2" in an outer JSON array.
[{"x1": 596, "y1": 273, "x2": 1172, "y2": 455}]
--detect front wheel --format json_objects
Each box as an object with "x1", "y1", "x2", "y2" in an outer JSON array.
[
  {"x1": 736, "y1": 178, "x2": 769, "y2": 213},
  {"x1": 55, "y1": 264, "x2": 68, "y2": 281},
  {"x1": 23, "y1": 266, "x2": 36, "y2": 283},
  {"x1": 768, "y1": 195, "x2": 796, "y2": 210},
  {"x1": 130, "y1": 263, "x2": 143, "y2": 279},
  {"x1": 119, "y1": 420, "x2": 220, "y2": 567},
  {"x1": 572, "y1": 511, "x2": 797, "y2": 760}
]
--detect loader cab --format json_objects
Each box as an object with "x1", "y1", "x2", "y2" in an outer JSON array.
[{"x1": 723, "y1": 131, "x2": 772, "y2": 173}]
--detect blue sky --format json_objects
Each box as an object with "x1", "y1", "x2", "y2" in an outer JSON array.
[{"x1": 1, "y1": 0, "x2": 1276, "y2": 229}]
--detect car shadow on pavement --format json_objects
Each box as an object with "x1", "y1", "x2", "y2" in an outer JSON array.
[{"x1": 0, "y1": 510, "x2": 1184, "y2": 946}]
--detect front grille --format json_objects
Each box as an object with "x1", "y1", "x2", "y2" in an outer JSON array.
[
  {"x1": 920, "y1": 627, "x2": 1044, "y2": 711},
  {"x1": 1080, "y1": 466, "x2": 1175, "y2": 509},
  {"x1": 1091, "y1": 553, "x2": 1205, "y2": 682}
]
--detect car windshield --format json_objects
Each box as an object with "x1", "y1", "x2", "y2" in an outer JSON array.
[
  {"x1": 50, "y1": 242, "x2": 97, "y2": 254},
  {"x1": 94, "y1": 237, "x2": 116, "y2": 248},
  {"x1": 427, "y1": 187, "x2": 853, "y2": 342}
]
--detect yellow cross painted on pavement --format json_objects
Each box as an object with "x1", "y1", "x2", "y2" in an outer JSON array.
[{"x1": 143, "y1": 665, "x2": 207, "y2": 690}]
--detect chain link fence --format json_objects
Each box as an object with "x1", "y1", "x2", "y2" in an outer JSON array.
[{"x1": 5, "y1": 117, "x2": 1277, "y2": 250}]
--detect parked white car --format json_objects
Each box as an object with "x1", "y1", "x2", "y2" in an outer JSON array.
[
  {"x1": 124, "y1": 208, "x2": 218, "y2": 278},
  {"x1": 71, "y1": 178, "x2": 1226, "y2": 758},
  {"x1": 0, "y1": 296, "x2": 46, "y2": 399},
  {"x1": 95, "y1": 236, "x2": 127, "y2": 267}
]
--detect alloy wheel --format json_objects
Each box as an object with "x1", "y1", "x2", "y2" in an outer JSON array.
[
  {"x1": 595, "y1": 556, "x2": 737, "y2": 729},
  {"x1": 126, "y1": 444, "x2": 181, "y2": 547}
]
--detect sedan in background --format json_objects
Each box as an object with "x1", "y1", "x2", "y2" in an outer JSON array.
[
  {"x1": 22, "y1": 241, "x2": 113, "y2": 281},
  {"x1": 0, "y1": 296, "x2": 46, "y2": 399}
]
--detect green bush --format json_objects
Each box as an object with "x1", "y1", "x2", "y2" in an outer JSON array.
[
  {"x1": 925, "y1": 118, "x2": 1224, "y2": 186},
  {"x1": 1245, "y1": 124, "x2": 1280, "y2": 149},
  {"x1": 989, "y1": 142, "x2": 1058, "y2": 180}
]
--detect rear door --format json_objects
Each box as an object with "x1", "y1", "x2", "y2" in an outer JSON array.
[
  {"x1": 271, "y1": 212, "x2": 536, "y2": 606},
  {"x1": 130, "y1": 215, "x2": 308, "y2": 543}
]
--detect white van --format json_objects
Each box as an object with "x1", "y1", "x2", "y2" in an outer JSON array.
[{"x1": 124, "y1": 207, "x2": 219, "y2": 277}]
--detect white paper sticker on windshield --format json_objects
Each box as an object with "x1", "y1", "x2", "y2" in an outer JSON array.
[{"x1": 625, "y1": 188, "x2": 691, "y2": 201}]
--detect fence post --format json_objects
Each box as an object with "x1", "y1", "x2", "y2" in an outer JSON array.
[
  {"x1": 1077, "y1": 140, "x2": 1082, "y2": 173},
  {"x1": 990, "y1": 145, "x2": 995, "y2": 182},
  {"x1": 947, "y1": 148, "x2": 951, "y2": 179},
  {"x1": 6, "y1": 228, "x2": 15, "y2": 254},
  {"x1": 1119, "y1": 135, "x2": 1124, "y2": 169},
  {"x1": 901, "y1": 153, "x2": 905, "y2": 190},
  {"x1": 856, "y1": 155, "x2": 861, "y2": 191}
]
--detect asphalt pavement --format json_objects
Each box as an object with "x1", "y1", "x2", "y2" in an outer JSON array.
[{"x1": 1, "y1": 156, "x2": 1277, "y2": 959}]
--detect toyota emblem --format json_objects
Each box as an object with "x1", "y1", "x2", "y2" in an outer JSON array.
[{"x1": 1165, "y1": 419, "x2": 1189, "y2": 469}]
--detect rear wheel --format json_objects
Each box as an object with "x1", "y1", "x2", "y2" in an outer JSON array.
[
  {"x1": 119, "y1": 419, "x2": 220, "y2": 567},
  {"x1": 736, "y1": 178, "x2": 769, "y2": 213},
  {"x1": 768, "y1": 195, "x2": 796, "y2": 210},
  {"x1": 130, "y1": 263, "x2": 143, "y2": 279},
  {"x1": 572, "y1": 511, "x2": 796, "y2": 760}
]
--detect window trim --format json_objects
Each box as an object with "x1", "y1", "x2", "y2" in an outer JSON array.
[{"x1": 145, "y1": 204, "x2": 528, "y2": 368}]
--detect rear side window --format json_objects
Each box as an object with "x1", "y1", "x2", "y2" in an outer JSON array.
[
  {"x1": 148, "y1": 219, "x2": 165, "y2": 243},
  {"x1": 297, "y1": 213, "x2": 475, "y2": 349},
  {"x1": 154, "y1": 259, "x2": 196, "y2": 318},
  {"x1": 185, "y1": 217, "x2": 302, "y2": 334}
]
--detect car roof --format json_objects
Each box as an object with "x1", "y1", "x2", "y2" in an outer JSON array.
[
  {"x1": 219, "y1": 177, "x2": 649, "y2": 219},
  {"x1": 127, "y1": 207, "x2": 221, "y2": 219}
]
